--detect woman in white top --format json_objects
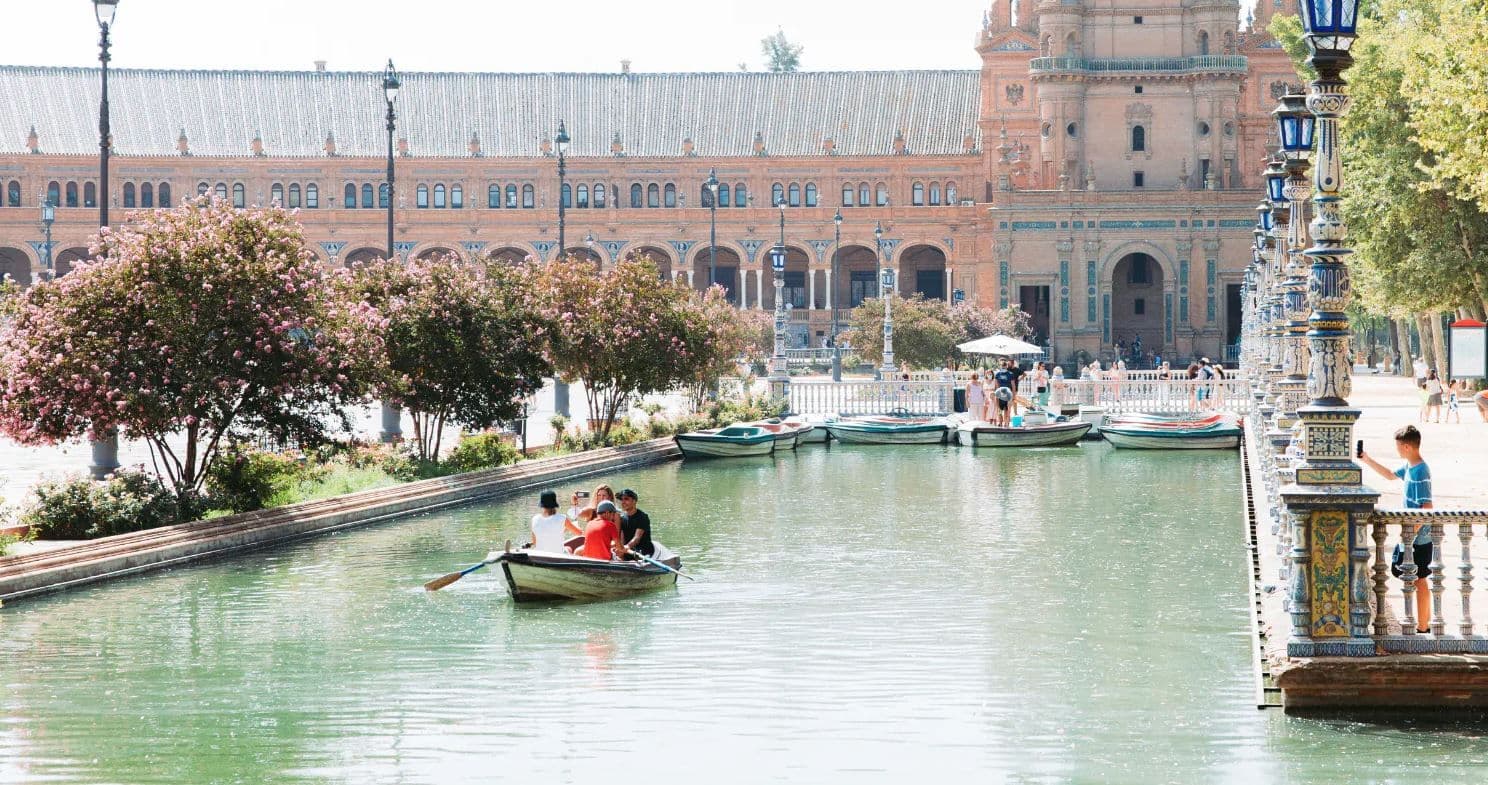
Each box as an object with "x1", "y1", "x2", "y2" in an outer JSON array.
[
  {"x1": 1424, "y1": 369, "x2": 1445, "y2": 423},
  {"x1": 966, "y1": 373, "x2": 987, "y2": 422},
  {"x1": 531, "y1": 490, "x2": 582, "y2": 553}
]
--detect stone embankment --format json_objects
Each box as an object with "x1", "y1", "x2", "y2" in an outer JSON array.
[{"x1": 0, "y1": 438, "x2": 680, "y2": 604}]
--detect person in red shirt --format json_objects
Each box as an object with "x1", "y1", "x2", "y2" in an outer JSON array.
[{"x1": 578, "y1": 500, "x2": 623, "y2": 560}]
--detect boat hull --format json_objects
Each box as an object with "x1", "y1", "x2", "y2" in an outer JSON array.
[
  {"x1": 497, "y1": 551, "x2": 679, "y2": 602},
  {"x1": 824, "y1": 422, "x2": 948, "y2": 444},
  {"x1": 1100, "y1": 427, "x2": 1241, "y2": 450},
  {"x1": 674, "y1": 433, "x2": 776, "y2": 458},
  {"x1": 958, "y1": 421, "x2": 1092, "y2": 447},
  {"x1": 791, "y1": 424, "x2": 828, "y2": 443}
]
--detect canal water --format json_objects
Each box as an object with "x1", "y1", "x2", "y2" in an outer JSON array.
[{"x1": 1, "y1": 445, "x2": 1484, "y2": 784}]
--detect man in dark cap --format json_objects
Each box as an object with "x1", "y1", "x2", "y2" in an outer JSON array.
[{"x1": 616, "y1": 488, "x2": 654, "y2": 559}]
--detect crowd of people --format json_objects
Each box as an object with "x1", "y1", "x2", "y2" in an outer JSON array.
[
  {"x1": 960, "y1": 356, "x2": 1234, "y2": 422},
  {"x1": 1412, "y1": 364, "x2": 1488, "y2": 424},
  {"x1": 526, "y1": 484, "x2": 656, "y2": 562}
]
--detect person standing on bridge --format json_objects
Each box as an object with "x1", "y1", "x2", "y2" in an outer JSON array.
[{"x1": 1359, "y1": 425, "x2": 1434, "y2": 634}]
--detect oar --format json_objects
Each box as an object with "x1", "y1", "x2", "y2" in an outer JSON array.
[
  {"x1": 628, "y1": 549, "x2": 696, "y2": 581},
  {"x1": 425, "y1": 539, "x2": 511, "y2": 591}
]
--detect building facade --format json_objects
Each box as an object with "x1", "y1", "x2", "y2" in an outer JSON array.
[{"x1": 0, "y1": 0, "x2": 1298, "y2": 364}]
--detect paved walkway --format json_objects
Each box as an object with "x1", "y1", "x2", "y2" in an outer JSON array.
[{"x1": 1349, "y1": 373, "x2": 1487, "y2": 507}]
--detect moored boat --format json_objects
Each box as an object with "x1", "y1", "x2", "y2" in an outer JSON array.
[
  {"x1": 739, "y1": 420, "x2": 802, "y2": 450},
  {"x1": 1107, "y1": 412, "x2": 1234, "y2": 429},
  {"x1": 782, "y1": 416, "x2": 830, "y2": 443},
  {"x1": 956, "y1": 419, "x2": 1092, "y2": 448},
  {"x1": 824, "y1": 415, "x2": 950, "y2": 445},
  {"x1": 674, "y1": 425, "x2": 776, "y2": 458},
  {"x1": 492, "y1": 544, "x2": 682, "y2": 602},
  {"x1": 1100, "y1": 421, "x2": 1242, "y2": 450}
]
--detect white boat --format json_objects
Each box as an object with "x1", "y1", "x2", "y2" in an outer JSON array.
[
  {"x1": 738, "y1": 420, "x2": 801, "y2": 450},
  {"x1": 782, "y1": 416, "x2": 830, "y2": 443},
  {"x1": 824, "y1": 415, "x2": 950, "y2": 445},
  {"x1": 1100, "y1": 422, "x2": 1242, "y2": 450},
  {"x1": 492, "y1": 543, "x2": 682, "y2": 602},
  {"x1": 674, "y1": 425, "x2": 777, "y2": 458},
  {"x1": 956, "y1": 419, "x2": 1092, "y2": 447}
]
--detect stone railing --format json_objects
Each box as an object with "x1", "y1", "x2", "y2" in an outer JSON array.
[
  {"x1": 789, "y1": 380, "x2": 953, "y2": 415},
  {"x1": 1367, "y1": 510, "x2": 1488, "y2": 653},
  {"x1": 1029, "y1": 55, "x2": 1248, "y2": 75},
  {"x1": 1041, "y1": 378, "x2": 1252, "y2": 414}
]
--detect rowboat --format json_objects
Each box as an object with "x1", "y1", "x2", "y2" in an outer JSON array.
[
  {"x1": 491, "y1": 543, "x2": 682, "y2": 602},
  {"x1": 1107, "y1": 412, "x2": 1233, "y2": 429},
  {"x1": 1100, "y1": 421, "x2": 1242, "y2": 450},
  {"x1": 824, "y1": 415, "x2": 950, "y2": 445},
  {"x1": 782, "y1": 416, "x2": 830, "y2": 443},
  {"x1": 956, "y1": 419, "x2": 1092, "y2": 447},
  {"x1": 674, "y1": 425, "x2": 777, "y2": 458},
  {"x1": 739, "y1": 420, "x2": 802, "y2": 450}
]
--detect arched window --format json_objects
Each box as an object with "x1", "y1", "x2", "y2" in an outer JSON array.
[
  {"x1": 946, "y1": 182, "x2": 958, "y2": 204},
  {"x1": 48, "y1": 181, "x2": 61, "y2": 207},
  {"x1": 1198, "y1": 30, "x2": 1209, "y2": 56},
  {"x1": 700, "y1": 184, "x2": 713, "y2": 208},
  {"x1": 771, "y1": 183, "x2": 785, "y2": 206},
  {"x1": 197, "y1": 181, "x2": 209, "y2": 197},
  {"x1": 912, "y1": 182, "x2": 925, "y2": 206},
  {"x1": 842, "y1": 184, "x2": 854, "y2": 207},
  {"x1": 345, "y1": 183, "x2": 357, "y2": 208},
  {"x1": 362, "y1": 183, "x2": 374, "y2": 209},
  {"x1": 647, "y1": 183, "x2": 660, "y2": 208},
  {"x1": 141, "y1": 182, "x2": 154, "y2": 208},
  {"x1": 593, "y1": 183, "x2": 607, "y2": 208},
  {"x1": 521, "y1": 184, "x2": 534, "y2": 208},
  {"x1": 233, "y1": 183, "x2": 246, "y2": 208},
  {"x1": 306, "y1": 183, "x2": 319, "y2": 208},
  {"x1": 859, "y1": 183, "x2": 870, "y2": 206},
  {"x1": 930, "y1": 183, "x2": 942, "y2": 206},
  {"x1": 66, "y1": 182, "x2": 80, "y2": 207},
  {"x1": 451, "y1": 184, "x2": 462, "y2": 209},
  {"x1": 560, "y1": 183, "x2": 571, "y2": 209},
  {"x1": 664, "y1": 183, "x2": 677, "y2": 207},
  {"x1": 1131, "y1": 125, "x2": 1146, "y2": 152},
  {"x1": 577, "y1": 184, "x2": 589, "y2": 208},
  {"x1": 717, "y1": 183, "x2": 730, "y2": 207},
  {"x1": 489, "y1": 184, "x2": 500, "y2": 208},
  {"x1": 433, "y1": 184, "x2": 446, "y2": 209},
  {"x1": 876, "y1": 183, "x2": 889, "y2": 206},
  {"x1": 734, "y1": 183, "x2": 747, "y2": 207},
  {"x1": 158, "y1": 183, "x2": 171, "y2": 207},
  {"x1": 6, "y1": 181, "x2": 18, "y2": 207},
  {"x1": 416, "y1": 184, "x2": 430, "y2": 209},
  {"x1": 788, "y1": 183, "x2": 801, "y2": 207},
  {"x1": 805, "y1": 183, "x2": 818, "y2": 207},
  {"x1": 271, "y1": 183, "x2": 284, "y2": 205},
  {"x1": 84, "y1": 182, "x2": 96, "y2": 208},
  {"x1": 506, "y1": 184, "x2": 518, "y2": 208},
  {"x1": 214, "y1": 182, "x2": 228, "y2": 201},
  {"x1": 288, "y1": 184, "x2": 302, "y2": 208},
  {"x1": 122, "y1": 182, "x2": 136, "y2": 208},
  {"x1": 379, "y1": 183, "x2": 389, "y2": 208},
  {"x1": 630, "y1": 183, "x2": 643, "y2": 208}
]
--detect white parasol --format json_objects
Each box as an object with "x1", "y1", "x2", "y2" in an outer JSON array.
[{"x1": 956, "y1": 334, "x2": 1044, "y2": 356}]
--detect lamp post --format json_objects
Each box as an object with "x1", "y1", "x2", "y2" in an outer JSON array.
[
  {"x1": 1272, "y1": 93, "x2": 1316, "y2": 433},
  {"x1": 89, "y1": 0, "x2": 120, "y2": 480},
  {"x1": 1280, "y1": 0, "x2": 1379, "y2": 657},
  {"x1": 40, "y1": 198, "x2": 55, "y2": 281},
  {"x1": 555, "y1": 121, "x2": 570, "y2": 255},
  {"x1": 769, "y1": 200, "x2": 789, "y2": 397},
  {"x1": 876, "y1": 221, "x2": 895, "y2": 378},
  {"x1": 831, "y1": 209, "x2": 843, "y2": 381},
  {"x1": 378, "y1": 60, "x2": 403, "y2": 444},
  {"x1": 705, "y1": 168, "x2": 719, "y2": 291}
]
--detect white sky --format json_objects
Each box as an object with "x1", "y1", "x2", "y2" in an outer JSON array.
[{"x1": 7, "y1": 0, "x2": 1005, "y2": 73}]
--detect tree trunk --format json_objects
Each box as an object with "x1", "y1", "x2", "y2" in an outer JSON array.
[
  {"x1": 1429, "y1": 313, "x2": 1450, "y2": 380},
  {"x1": 1396, "y1": 318, "x2": 1416, "y2": 377}
]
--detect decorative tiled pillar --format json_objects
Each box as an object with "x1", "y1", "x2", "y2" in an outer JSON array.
[
  {"x1": 995, "y1": 239, "x2": 1012, "y2": 309},
  {"x1": 1176, "y1": 239, "x2": 1193, "y2": 330},
  {"x1": 1084, "y1": 240, "x2": 1101, "y2": 330}
]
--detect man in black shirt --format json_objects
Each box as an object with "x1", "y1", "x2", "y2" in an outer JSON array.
[
  {"x1": 1007, "y1": 360, "x2": 1026, "y2": 419},
  {"x1": 616, "y1": 488, "x2": 655, "y2": 558}
]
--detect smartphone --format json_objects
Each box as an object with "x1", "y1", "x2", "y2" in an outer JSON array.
[
  {"x1": 1356, "y1": 439, "x2": 1364, "y2": 458},
  {"x1": 577, "y1": 491, "x2": 591, "y2": 499}
]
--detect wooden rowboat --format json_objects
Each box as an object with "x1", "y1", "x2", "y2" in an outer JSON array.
[
  {"x1": 492, "y1": 543, "x2": 682, "y2": 602},
  {"x1": 956, "y1": 419, "x2": 1092, "y2": 448},
  {"x1": 1100, "y1": 422, "x2": 1242, "y2": 450},
  {"x1": 784, "y1": 417, "x2": 830, "y2": 443},
  {"x1": 1107, "y1": 412, "x2": 1233, "y2": 429},
  {"x1": 824, "y1": 416, "x2": 949, "y2": 445},
  {"x1": 674, "y1": 425, "x2": 776, "y2": 458},
  {"x1": 739, "y1": 420, "x2": 802, "y2": 450}
]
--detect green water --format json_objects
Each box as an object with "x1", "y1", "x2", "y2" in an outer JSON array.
[{"x1": 1, "y1": 445, "x2": 1484, "y2": 784}]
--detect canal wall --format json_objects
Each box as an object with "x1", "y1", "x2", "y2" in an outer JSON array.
[{"x1": 0, "y1": 438, "x2": 681, "y2": 605}]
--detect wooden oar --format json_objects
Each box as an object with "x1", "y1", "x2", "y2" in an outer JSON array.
[
  {"x1": 423, "y1": 558, "x2": 498, "y2": 591},
  {"x1": 629, "y1": 549, "x2": 696, "y2": 581}
]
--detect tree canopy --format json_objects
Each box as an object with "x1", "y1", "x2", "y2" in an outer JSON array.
[
  {"x1": 761, "y1": 28, "x2": 803, "y2": 73},
  {"x1": 843, "y1": 296, "x2": 1030, "y2": 370}
]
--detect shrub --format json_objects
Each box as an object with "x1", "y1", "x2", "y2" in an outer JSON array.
[
  {"x1": 343, "y1": 443, "x2": 418, "y2": 481},
  {"x1": 206, "y1": 445, "x2": 317, "y2": 514},
  {"x1": 22, "y1": 471, "x2": 181, "y2": 540},
  {"x1": 646, "y1": 416, "x2": 676, "y2": 439},
  {"x1": 0, "y1": 530, "x2": 32, "y2": 558},
  {"x1": 444, "y1": 432, "x2": 522, "y2": 473}
]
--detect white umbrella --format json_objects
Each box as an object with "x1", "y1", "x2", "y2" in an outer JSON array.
[{"x1": 956, "y1": 334, "x2": 1044, "y2": 356}]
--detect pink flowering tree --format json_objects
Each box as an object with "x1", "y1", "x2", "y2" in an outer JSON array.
[
  {"x1": 339, "y1": 255, "x2": 553, "y2": 462},
  {"x1": 0, "y1": 198, "x2": 381, "y2": 511},
  {"x1": 534, "y1": 255, "x2": 723, "y2": 440}
]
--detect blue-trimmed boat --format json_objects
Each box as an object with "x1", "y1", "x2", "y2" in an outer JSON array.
[
  {"x1": 674, "y1": 425, "x2": 777, "y2": 458},
  {"x1": 1100, "y1": 414, "x2": 1242, "y2": 450},
  {"x1": 823, "y1": 414, "x2": 950, "y2": 445}
]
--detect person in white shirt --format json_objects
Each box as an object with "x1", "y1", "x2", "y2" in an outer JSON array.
[{"x1": 530, "y1": 490, "x2": 581, "y2": 553}]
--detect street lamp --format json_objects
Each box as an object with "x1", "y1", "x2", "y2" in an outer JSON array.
[
  {"x1": 40, "y1": 198, "x2": 55, "y2": 280},
  {"x1": 379, "y1": 59, "x2": 403, "y2": 445},
  {"x1": 90, "y1": 0, "x2": 120, "y2": 479},
  {"x1": 831, "y1": 209, "x2": 843, "y2": 381},
  {"x1": 769, "y1": 199, "x2": 789, "y2": 395},
  {"x1": 705, "y1": 168, "x2": 719, "y2": 291},
  {"x1": 875, "y1": 221, "x2": 895, "y2": 378},
  {"x1": 555, "y1": 120, "x2": 570, "y2": 256}
]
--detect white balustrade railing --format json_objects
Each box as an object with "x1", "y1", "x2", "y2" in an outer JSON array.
[
  {"x1": 789, "y1": 380, "x2": 954, "y2": 415},
  {"x1": 1366, "y1": 511, "x2": 1488, "y2": 653},
  {"x1": 1037, "y1": 378, "x2": 1252, "y2": 414}
]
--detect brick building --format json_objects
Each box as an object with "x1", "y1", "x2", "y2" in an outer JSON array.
[{"x1": 0, "y1": 0, "x2": 1298, "y2": 364}]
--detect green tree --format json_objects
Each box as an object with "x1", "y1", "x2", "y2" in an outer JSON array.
[
  {"x1": 761, "y1": 28, "x2": 803, "y2": 73},
  {"x1": 844, "y1": 296, "x2": 1027, "y2": 370}
]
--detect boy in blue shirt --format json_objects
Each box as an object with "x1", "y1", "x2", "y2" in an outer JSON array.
[{"x1": 1359, "y1": 425, "x2": 1433, "y2": 633}]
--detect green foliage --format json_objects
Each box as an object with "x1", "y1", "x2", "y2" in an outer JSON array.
[
  {"x1": 444, "y1": 432, "x2": 522, "y2": 473},
  {"x1": 844, "y1": 296, "x2": 1032, "y2": 369},
  {"x1": 343, "y1": 443, "x2": 419, "y2": 482},
  {"x1": 761, "y1": 28, "x2": 803, "y2": 72},
  {"x1": 22, "y1": 471, "x2": 180, "y2": 540},
  {"x1": 706, "y1": 393, "x2": 788, "y2": 427},
  {"x1": 205, "y1": 445, "x2": 318, "y2": 514}
]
